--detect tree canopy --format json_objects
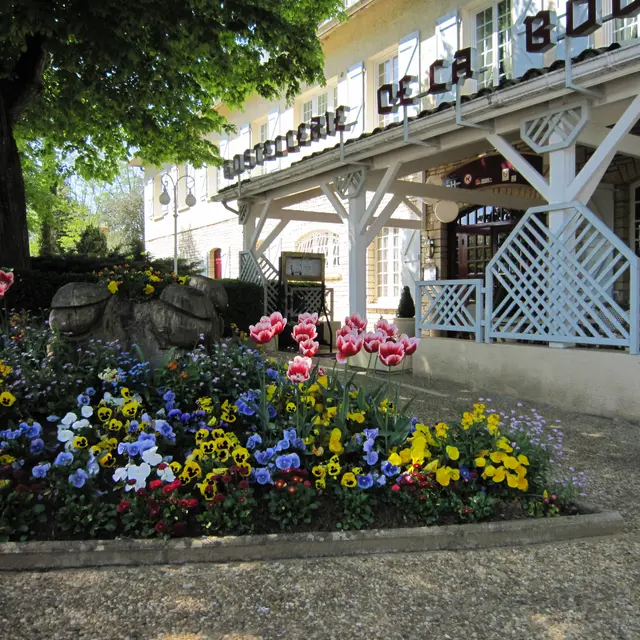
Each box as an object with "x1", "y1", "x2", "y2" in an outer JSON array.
[{"x1": 0, "y1": 0, "x2": 343, "y2": 266}]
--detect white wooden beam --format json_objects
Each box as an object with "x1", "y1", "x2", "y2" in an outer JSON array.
[
  {"x1": 255, "y1": 219, "x2": 288, "y2": 258},
  {"x1": 402, "y1": 196, "x2": 423, "y2": 219},
  {"x1": 357, "y1": 163, "x2": 401, "y2": 234},
  {"x1": 319, "y1": 183, "x2": 348, "y2": 223},
  {"x1": 568, "y1": 92, "x2": 640, "y2": 203},
  {"x1": 365, "y1": 195, "x2": 403, "y2": 245},
  {"x1": 486, "y1": 133, "x2": 551, "y2": 200},
  {"x1": 382, "y1": 180, "x2": 545, "y2": 209},
  {"x1": 384, "y1": 218, "x2": 422, "y2": 230},
  {"x1": 578, "y1": 122, "x2": 640, "y2": 160},
  {"x1": 274, "y1": 209, "x2": 343, "y2": 224},
  {"x1": 250, "y1": 198, "x2": 272, "y2": 249}
]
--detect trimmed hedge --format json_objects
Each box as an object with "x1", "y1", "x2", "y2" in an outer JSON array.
[{"x1": 218, "y1": 279, "x2": 263, "y2": 334}]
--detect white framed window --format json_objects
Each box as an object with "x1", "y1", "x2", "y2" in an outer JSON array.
[
  {"x1": 318, "y1": 91, "x2": 328, "y2": 116},
  {"x1": 333, "y1": 86, "x2": 339, "y2": 110},
  {"x1": 631, "y1": 181, "x2": 640, "y2": 255},
  {"x1": 296, "y1": 231, "x2": 340, "y2": 270},
  {"x1": 376, "y1": 52, "x2": 399, "y2": 127},
  {"x1": 194, "y1": 164, "x2": 208, "y2": 202},
  {"x1": 614, "y1": 16, "x2": 639, "y2": 44},
  {"x1": 376, "y1": 227, "x2": 401, "y2": 300},
  {"x1": 301, "y1": 90, "x2": 331, "y2": 123},
  {"x1": 302, "y1": 99, "x2": 313, "y2": 123},
  {"x1": 475, "y1": 0, "x2": 512, "y2": 89}
]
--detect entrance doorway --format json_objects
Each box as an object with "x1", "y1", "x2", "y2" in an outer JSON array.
[{"x1": 449, "y1": 206, "x2": 521, "y2": 279}]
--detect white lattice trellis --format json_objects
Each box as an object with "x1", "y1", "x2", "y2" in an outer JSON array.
[
  {"x1": 485, "y1": 201, "x2": 640, "y2": 353},
  {"x1": 520, "y1": 104, "x2": 589, "y2": 153},
  {"x1": 416, "y1": 280, "x2": 484, "y2": 342},
  {"x1": 239, "y1": 251, "x2": 280, "y2": 316}
]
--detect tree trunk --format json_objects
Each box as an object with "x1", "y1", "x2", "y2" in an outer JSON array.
[{"x1": 0, "y1": 91, "x2": 30, "y2": 268}]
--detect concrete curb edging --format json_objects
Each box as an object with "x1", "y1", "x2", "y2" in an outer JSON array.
[{"x1": 0, "y1": 510, "x2": 624, "y2": 571}]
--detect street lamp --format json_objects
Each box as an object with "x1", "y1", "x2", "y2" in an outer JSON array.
[{"x1": 159, "y1": 172, "x2": 197, "y2": 274}]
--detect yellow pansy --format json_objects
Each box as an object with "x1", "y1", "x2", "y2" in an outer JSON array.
[
  {"x1": 341, "y1": 472, "x2": 357, "y2": 488},
  {"x1": 329, "y1": 428, "x2": 344, "y2": 454},
  {"x1": 0, "y1": 362, "x2": 12, "y2": 377},
  {"x1": 346, "y1": 411, "x2": 365, "y2": 424},
  {"x1": 232, "y1": 447, "x2": 250, "y2": 465},
  {"x1": 178, "y1": 275, "x2": 188, "y2": 285},
  {"x1": 493, "y1": 466, "x2": 506, "y2": 483},
  {"x1": 497, "y1": 437, "x2": 514, "y2": 453},
  {"x1": 107, "y1": 280, "x2": 119, "y2": 294},
  {"x1": 0, "y1": 391, "x2": 16, "y2": 407},
  {"x1": 195, "y1": 428, "x2": 210, "y2": 444},
  {"x1": 475, "y1": 457, "x2": 486, "y2": 467},
  {"x1": 327, "y1": 460, "x2": 341, "y2": 477},
  {"x1": 0, "y1": 455, "x2": 16, "y2": 464},
  {"x1": 301, "y1": 396, "x2": 316, "y2": 409},
  {"x1": 97, "y1": 406, "x2": 112, "y2": 422},
  {"x1": 388, "y1": 452, "x2": 402, "y2": 467},
  {"x1": 518, "y1": 477, "x2": 529, "y2": 491},
  {"x1": 399, "y1": 448, "x2": 412, "y2": 465},
  {"x1": 326, "y1": 406, "x2": 338, "y2": 418},
  {"x1": 484, "y1": 465, "x2": 496, "y2": 478},
  {"x1": 503, "y1": 456, "x2": 519, "y2": 470},
  {"x1": 286, "y1": 402, "x2": 297, "y2": 414},
  {"x1": 207, "y1": 415, "x2": 218, "y2": 427},
  {"x1": 515, "y1": 465, "x2": 527, "y2": 478},
  {"x1": 517, "y1": 454, "x2": 530, "y2": 466},
  {"x1": 312, "y1": 445, "x2": 325, "y2": 457},
  {"x1": 490, "y1": 451, "x2": 505, "y2": 464},
  {"x1": 312, "y1": 465, "x2": 326, "y2": 478},
  {"x1": 122, "y1": 401, "x2": 139, "y2": 418},
  {"x1": 317, "y1": 375, "x2": 328, "y2": 388},
  {"x1": 73, "y1": 436, "x2": 88, "y2": 449},
  {"x1": 435, "y1": 466, "x2": 460, "y2": 487},
  {"x1": 315, "y1": 478, "x2": 326, "y2": 490},
  {"x1": 149, "y1": 275, "x2": 162, "y2": 283},
  {"x1": 352, "y1": 467, "x2": 363, "y2": 475},
  {"x1": 506, "y1": 472, "x2": 519, "y2": 488},
  {"x1": 434, "y1": 422, "x2": 449, "y2": 438},
  {"x1": 446, "y1": 445, "x2": 460, "y2": 461},
  {"x1": 144, "y1": 284, "x2": 155, "y2": 295},
  {"x1": 99, "y1": 452, "x2": 116, "y2": 468}
]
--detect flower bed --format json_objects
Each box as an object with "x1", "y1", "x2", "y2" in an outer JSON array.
[{"x1": 0, "y1": 293, "x2": 587, "y2": 542}]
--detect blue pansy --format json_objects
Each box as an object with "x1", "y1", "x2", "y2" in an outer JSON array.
[
  {"x1": 376, "y1": 475, "x2": 387, "y2": 486},
  {"x1": 139, "y1": 432, "x2": 156, "y2": 443},
  {"x1": 32, "y1": 462, "x2": 51, "y2": 478},
  {"x1": 275, "y1": 439, "x2": 290, "y2": 452},
  {"x1": 246, "y1": 434, "x2": 262, "y2": 451},
  {"x1": 128, "y1": 420, "x2": 139, "y2": 433},
  {"x1": 381, "y1": 460, "x2": 400, "y2": 477},
  {"x1": 69, "y1": 468, "x2": 89, "y2": 489},
  {"x1": 167, "y1": 409, "x2": 182, "y2": 419},
  {"x1": 46, "y1": 415, "x2": 60, "y2": 423},
  {"x1": 354, "y1": 434, "x2": 362, "y2": 445},
  {"x1": 30, "y1": 438, "x2": 45, "y2": 455},
  {"x1": 155, "y1": 420, "x2": 175, "y2": 439},
  {"x1": 266, "y1": 368, "x2": 279, "y2": 380},
  {"x1": 85, "y1": 387, "x2": 96, "y2": 396},
  {"x1": 292, "y1": 438, "x2": 306, "y2": 450},
  {"x1": 54, "y1": 452, "x2": 74, "y2": 466},
  {"x1": 363, "y1": 439, "x2": 374, "y2": 453},
  {"x1": 459, "y1": 466, "x2": 471, "y2": 482},
  {"x1": 163, "y1": 390, "x2": 176, "y2": 402},
  {"x1": 267, "y1": 404, "x2": 277, "y2": 420},
  {"x1": 76, "y1": 394, "x2": 91, "y2": 406},
  {"x1": 255, "y1": 448, "x2": 275, "y2": 465},
  {"x1": 275, "y1": 453, "x2": 300, "y2": 471},
  {"x1": 25, "y1": 422, "x2": 42, "y2": 439},
  {"x1": 289, "y1": 453, "x2": 301, "y2": 469},
  {"x1": 236, "y1": 399, "x2": 255, "y2": 416},
  {"x1": 254, "y1": 468, "x2": 272, "y2": 485},
  {"x1": 283, "y1": 428, "x2": 297, "y2": 443},
  {"x1": 137, "y1": 439, "x2": 155, "y2": 453},
  {"x1": 363, "y1": 428, "x2": 379, "y2": 440},
  {"x1": 365, "y1": 450, "x2": 379, "y2": 465},
  {"x1": 180, "y1": 412, "x2": 191, "y2": 423},
  {"x1": 86, "y1": 453, "x2": 100, "y2": 477},
  {"x1": 357, "y1": 473, "x2": 374, "y2": 489}
]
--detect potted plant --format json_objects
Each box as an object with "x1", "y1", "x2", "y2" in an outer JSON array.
[{"x1": 394, "y1": 285, "x2": 415, "y2": 337}]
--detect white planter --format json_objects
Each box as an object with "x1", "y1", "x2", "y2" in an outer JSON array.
[{"x1": 394, "y1": 317, "x2": 415, "y2": 338}]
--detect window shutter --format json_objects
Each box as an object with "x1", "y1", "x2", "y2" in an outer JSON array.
[
  {"x1": 435, "y1": 12, "x2": 460, "y2": 105},
  {"x1": 218, "y1": 137, "x2": 229, "y2": 189},
  {"x1": 398, "y1": 31, "x2": 421, "y2": 117},
  {"x1": 346, "y1": 61, "x2": 365, "y2": 138},
  {"x1": 279, "y1": 107, "x2": 294, "y2": 169},
  {"x1": 144, "y1": 176, "x2": 154, "y2": 221},
  {"x1": 512, "y1": 0, "x2": 545, "y2": 78},
  {"x1": 195, "y1": 165, "x2": 208, "y2": 201},
  {"x1": 267, "y1": 108, "x2": 280, "y2": 173}
]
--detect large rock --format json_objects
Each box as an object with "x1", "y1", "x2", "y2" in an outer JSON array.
[
  {"x1": 49, "y1": 276, "x2": 226, "y2": 367},
  {"x1": 188, "y1": 275, "x2": 228, "y2": 313}
]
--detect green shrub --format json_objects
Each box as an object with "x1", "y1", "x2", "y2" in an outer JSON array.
[
  {"x1": 219, "y1": 279, "x2": 263, "y2": 333},
  {"x1": 397, "y1": 285, "x2": 415, "y2": 318}
]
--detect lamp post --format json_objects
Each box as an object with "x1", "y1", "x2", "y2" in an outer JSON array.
[{"x1": 158, "y1": 172, "x2": 197, "y2": 274}]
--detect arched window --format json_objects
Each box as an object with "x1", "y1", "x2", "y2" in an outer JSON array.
[
  {"x1": 208, "y1": 248, "x2": 222, "y2": 279},
  {"x1": 296, "y1": 231, "x2": 340, "y2": 269}
]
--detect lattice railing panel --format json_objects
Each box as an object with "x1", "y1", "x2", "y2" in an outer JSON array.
[
  {"x1": 485, "y1": 201, "x2": 640, "y2": 351},
  {"x1": 240, "y1": 251, "x2": 279, "y2": 317},
  {"x1": 416, "y1": 279, "x2": 484, "y2": 341},
  {"x1": 521, "y1": 105, "x2": 588, "y2": 153},
  {"x1": 239, "y1": 251, "x2": 263, "y2": 286},
  {"x1": 286, "y1": 286, "x2": 325, "y2": 319}
]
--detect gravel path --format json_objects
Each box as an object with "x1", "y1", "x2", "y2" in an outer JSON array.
[{"x1": 1, "y1": 375, "x2": 638, "y2": 640}]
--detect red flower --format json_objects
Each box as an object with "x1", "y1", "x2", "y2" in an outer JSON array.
[
  {"x1": 136, "y1": 488, "x2": 147, "y2": 496},
  {"x1": 248, "y1": 320, "x2": 274, "y2": 345},
  {"x1": 178, "y1": 499, "x2": 189, "y2": 509},
  {"x1": 150, "y1": 507, "x2": 160, "y2": 518},
  {"x1": 287, "y1": 485, "x2": 296, "y2": 495},
  {"x1": 336, "y1": 330, "x2": 363, "y2": 364},
  {"x1": 379, "y1": 340, "x2": 406, "y2": 367},
  {"x1": 187, "y1": 498, "x2": 198, "y2": 509},
  {"x1": 375, "y1": 318, "x2": 399, "y2": 339},
  {"x1": 335, "y1": 325, "x2": 353, "y2": 339},
  {"x1": 297, "y1": 312, "x2": 319, "y2": 325},
  {"x1": 344, "y1": 312, "x2": 367, "y2": 334},
  {"x1": 303, "y1": 480, "x2": 312, "y2": 487},
  {"x1": 221, "y1": 475, "x2": 232, "y2": 484},
  {"x1": 292, "y1": 321, "x2": 317, "y2": 344},
  {"x1": 274, "y1": 479, "x2": 287, "y2": 490},
  {"x1": 268, "y1": 312, "x2": 287, "y2": 336},
  {"x1": 299, "y1": 338, "x2": 319, "y2": 358},
  {"x1": 162, "y1": 484, "x2": 176, "y2": 495},
  {"x1": 239, "y1": 480, "x2": 249, "y2": 489},
  {"x1": 286, "y1": 355, "x2": 313, "y2": 383},
  {"x1": 149, "y1": 479, "x2": 162, "y2": 490},
  {"x1": 158, "y1": 462, "x2": 168, "y2": 471},
  {"x1": 154, "y1": 520, "x2": 168, "y2": 533},
  {"x1": 171, "y1": 522, "x2": 187, "y2": 537},
  {"x1": 238, "y1": 496, "x2": 246, "y2": 503},
  {"x1": 391, "y1": 484, "x2": 401, "y2": 492},
  {"x1": 0, "y1": 270, "x2": 14, "y2": 300},
  {"x1": 117, "y1": 500, "x2": 131, "y2": 513},
  {"x1": 399, "y1": 333, "x2": 420, "y2": 356},
  {"x1": 362, "y1": 331, "x2": 385, "y2": 354},
  {"x1": 214, "y1": 493, "x2": 225, "y2": 503}
]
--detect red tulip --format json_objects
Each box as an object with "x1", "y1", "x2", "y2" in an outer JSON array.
[
  {"x1": 249, "y1": 320, "x2": 275, "y2": 344},
  {"x1": 399, "y1": 333, "x2": 420, "y2": 356},
  {"x1": 0, "y1": 270, "x2": 14, "y2": 299},
  {"x1": 345, "y1": 312, "x2": 367, "y2": 334},
  {"x1": 336, "y1": 330, "x2": 363, "y2": 364},
  {"x1": 379, "y1": 340, "x2": 405, "y2": 367},
  {"x1": 362, "y1": 331, "x2": 385, "y2": 354},
  {"x1": 268, "y1": 312, "x2": 287, "y2": 336},
  {"x1": 375, "y1": 318, "x2": 399, "y2": 339},
  {"x1": 292, "y1": 320, "x2": 317, "y2": 344},
  {"x1": 286, "y1": 355, "x2": 313, "y2": 383},
  {"x1": 299, "y1": 338, "x2": 319, "y2": 357},
  {"x1": 335, "y1": 325, "x2": 353, "y2": 339},
  {"x1": 297, "y1": 312, "x2": 319, "y2": 325}
]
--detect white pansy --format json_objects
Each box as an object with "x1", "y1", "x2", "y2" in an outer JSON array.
[
  {"x1": 157, "y1": 466, "x2": 175, "y2": 483},
  {"x1": 57, "y1": 428, "x2": 74, "y2": 443},
  {"x1": 72, "y1": 418, "x2": 90, "y2": 431},
  {"x1": 61, "y1": 412, "x2": 77, "y2": 426},
  {"x1": 113, "y1": 467, "x2": 128, "y2": 483},
  {"x1": 141, "y1": 446, "x2": 162, "y2": 467},
  {"x1": 81, "y1": 405, "x2": 93, "y2": 418},
  {"x1": 103, "y1": 392, "x2": 114, "y2": 403},
  {"x1": 125, "y1": 463, "x2": 151, "y2": 492}
]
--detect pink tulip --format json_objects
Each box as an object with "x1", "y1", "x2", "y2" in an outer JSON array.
[
  {"x1": 0, "y1": 270, "x2": 14, "y2": 299},
  {"x1": 249, "y1": 320, "x2": 275, "y2": 344},
  {"x1": 297, "y1": 312, "x2": 319, "y2": 325},
  {"x1": 399, "y1": 334, "x2": 420, "y2": 356},
  {"x1": 375, "y1": 318, "x2": 399, "y2": 339},
  {"x1": 336, "y1": 325, "x2": 353, "y2": 339},
  {"x1": 336, "y1": 330, "x2": 363, "y2": 364},
  {"x1": 286, "y1": 355, "x2": 313, "y2": 383},
  {"x1": 345, "y1": 312, "x2": 367, "y2": 335},
  {"x1": 379, "y1": 340, "x2": 405, "y2": 367},
  {"x1": 299, "y1": 338, "x2": 319, "y2": 358},
  {"x1": 268, "y1": 312, "x2": 287, "y2": 336},
  {"x1": 292, "y1": 321, "x2": 317, "y2": 344},
  {"x1": 362, "y1": 331, "x2": 385, "y2": 354}
]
